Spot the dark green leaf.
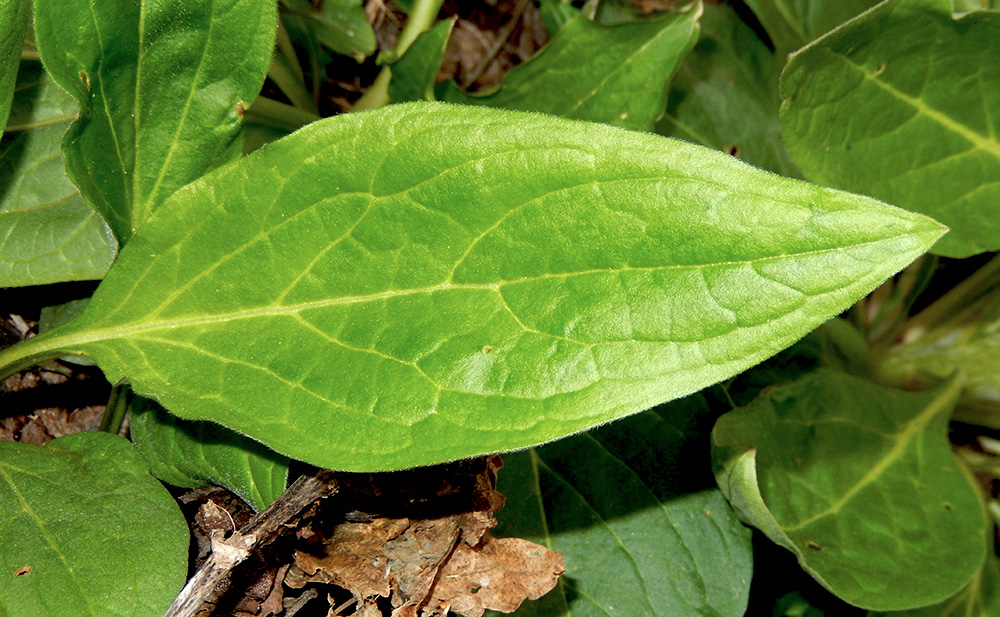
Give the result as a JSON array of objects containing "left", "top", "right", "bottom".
[
  {"left": 496, "top": 394, "right": 752, "bottom": 617},
  {"left": 130, "top": 396, "right": 289, "bottom": 511},
  {"left": 387, "top": 18, "right": 455, "bottom": 103},
  {"left": 536, "top": 0, "right": 580, "bottom": 35},
  {"left": 0, "top": 0, "right": 28, "bottom": 135},
  {"left": 0, "top": 62, "right": 115, "bottom": 287},
  {"left": 743, "top": 0, "right": 882, "bottom": 59},
  {"left": 713, "top": 370, "right": 986, "bottom": 610},
  {"left": 33, "top": 0, "right": 276, "bottom": 242},
  {"left": 0, "top": 432, "right": 188, "bottom": 617},
  {"left": 439, "top": 9, "right": 701, "bottom": 131},
  {"left": 657, "top": 2, "right": 800, "bottom": 177},
  {"left": 280, "top": 0, "right": 376, "bottom": 62},
  {"left": 779, "top": 0, "right": 1000, "bottom": 257},
  {"left": 868, "top": 549, "right": 1000, "bottom": 616},
  {"left": 7, "top": 102, "right": 944, "bottom": 471}
]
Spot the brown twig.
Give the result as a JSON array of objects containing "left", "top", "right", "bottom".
[
  {"left": 460, "top": 0, "right": 531, "bottom": 88},
  {"left": 163, "top": 469, "right": 339, "bottom": 617}
]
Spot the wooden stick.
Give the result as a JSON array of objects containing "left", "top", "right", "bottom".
[{"left": 164, "top": 469, "right": 339, "bottom": 617}]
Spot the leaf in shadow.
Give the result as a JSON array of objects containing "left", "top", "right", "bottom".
[{"left": 713, "top": 369, "right": 987, "bottom": 611}]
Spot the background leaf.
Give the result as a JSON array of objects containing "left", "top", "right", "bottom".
[
  {"left": 130, "top": 396, "right": 289, "bottom": 511},
  {"left": 32, "top": 0, "right": 276, "bottom": 242},
  {"left": 279, "top": 0, "right": 376, "bottom": 63},
  {"left": 742, "top": 0, "right": 882, "bottom": 60},
  {"left": 496, "top": 393, "right": 752, "bottom": 617},
  {"left": 439, "top": 9, "right": 702, "bottom": 131},
  {"left": 12, "top": 102, "right": 944, "bottom": 472},
  {"left": 868, "top": 549, "right": 1000, "bottom": 616},
  {"left": 0, "top": 0, "right": 28, "bottom": 135},
  {"left": 0, "top": 432, "right": 188, "bottom": 617},
  {"left": 387, "top": 18, "right": 456, "bottom": 104},
  {"left": 779, "top": 0, "right": 1000, "bottom": 257},
  {"left": 0, "top": 61, "right": 115, "bottom": 287},
  {"left": 656, "top": 2, "right": 800, "bottom": 177},
  {"left": 713, "top": 370, "right": 986, "bottom": 610}
]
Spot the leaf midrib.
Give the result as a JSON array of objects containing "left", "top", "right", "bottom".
[
  {"left": 42, "top": 234, "right": 922, "bottom": 361},
  {"left": 780, "top": 377, "right": 962, "bottom": 532}
]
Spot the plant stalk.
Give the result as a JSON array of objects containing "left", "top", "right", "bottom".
[
  {"left": 353, "top": 0, "right": 444, "bottom": 111},
  {"left": 902, "top": 253, "right": 1000, "bottom": 344},
  {"left": 98, "top": 380, "right": 132, "bottom": 436}
]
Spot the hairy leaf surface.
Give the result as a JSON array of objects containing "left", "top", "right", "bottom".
[
  {"left": 780, "top": 0, "right": 1000, "bottom": 257},
  {"left": 130, "top": 397, "right": 289, "bottom": 511},
  {"left": 657, "top": 2, "right": 799, "bottom": 177},
  {"left": 11, "top": 103, "right": 944, "bottom": 471},
  {"left": 0, "top": 62, "right": 115, "bottom": 287},
  {"left": 32, "top": 0, "right": 276, "bottom": 242},
  {"left": 439, "top": 10, "right": 701, "bottom": 131},
  {"left": 0, "top": 0, "right": 27, "bottom": 134},
  {"left": 0, "top": 432, "right": 188, "bottom": 617},
  {"left": 713, "top": 370, "right": 986, "bottom": 610},
  {"left": 497, "top": 394, "right": 752, "bottom": 617}
]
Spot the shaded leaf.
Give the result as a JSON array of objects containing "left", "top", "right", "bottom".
[
  {"left": 0, "top": 62, "right": 115, "bottom": 287},
  {"left": 129, "top": 396, "right": 290, "bottom": 511},
  {"left": 0, "top": 0, "right": 28, "bottom": 134},
  {"left": 713, "top": 370, "right": 986, "bottom": 611},
  {"left": 388, "top": 18, "right": 456, "bottom": 103},
  {"left": 495, "top": 394, "right": 753, "bottom": 617},
  {"left": 33, "top": 0, "right": 276, "bottom": 242},
  {"left": 657, "top": 2, "right": 799, "bottom": 176},
  {"left": 6, "top": 102, "right": 944, "bottom": 471},
  {"left": 743, "top": 0, "right": 882, "bottom": 59},
  {"left": 779, "top": 0, "right": 1000, "bottom": 257},
  {"left": 280, "top": 0, "right": 376, "bottom": 62},
  {"left": 439, "top": 9, "right": 701, "bottom": 131},
  {"left": 0, "top": 432, "right": 189, "bottom": 617},
  {"left": 868, "top": 548, "right": 1000, "bottom": 616}
]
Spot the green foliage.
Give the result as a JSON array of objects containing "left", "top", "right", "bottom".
[
  {"left": 6, "top": 102, "right": 943, "bottom": 471},
  {"left": 499, "top": 394, "right": 753, "bottom": 617},
  {"left": 32, "top": 0, "right": 276, "bottom": 242},
  {"left": 714, "top": 370, "right": 985, "bottom": 610},
  {"left": 780, "top": 0, "right": 1000, "bottom": 257},
  {"left": 0, "top": 0, "right": 27, "bottom": 132},
  {"left": 0, "top": 0, "right": 996, "bottom": 615},
  {"left": 0, "top": 62, "right": 115, "bottom": 286},
  {"left": 0, "top": 432, "right": 188, "bottom": 617},
  {"left": 439, "top": 9, "right": 701, "bottom": 131},
  {"left": 130, "top": 398, "right": 289, "bottom": 511}
]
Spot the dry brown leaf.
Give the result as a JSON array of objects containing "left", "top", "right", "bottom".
[{"left": 421, "top": 536, "right": 565, "bottom": 617}]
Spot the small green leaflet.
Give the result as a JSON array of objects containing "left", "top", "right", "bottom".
[{"left": 6, "top": 102, "right": 945, "bottom": 471}]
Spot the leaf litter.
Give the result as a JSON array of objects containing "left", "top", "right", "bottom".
[{"left": 287, "top": 456, "right": 564, "bottom": 617}]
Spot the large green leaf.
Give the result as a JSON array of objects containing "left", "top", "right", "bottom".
[
  {"left": 0, "top": 62, "right": 115, "bottom": 287},
  {"left": 32, "top": 0, "right": 276, "bottom": 243},
  {"left": 713, "top": 370, "right": 986, "bottom": 611},
  {"left": 496, "top": 394, "right": 752, "bottom": 617},
  {"left": 743, "top": 0, "right": 882, "bottom": 59},
  {"left": 779, "top": 0, "right": 1000, "bottom": 258},
  {"left": 656, "top": 2, "right": 799, "bottom": 177},
  {"left": 3, "top": 102, "right": 944, "bottom": 471},
  {"left": 0, "top": 432, "right": 188, "bottom": 617},
  {"left": 0, "top": 0, "right": 28, "bottom": 135},
  {"left": 130, "top": 397, "right": 289, "bottom": 511},
  {"left": 439, "top": 9, "right": 701, "bottom": 131}
]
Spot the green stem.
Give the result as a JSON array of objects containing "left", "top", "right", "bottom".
[
  {"left": 902, "top": 253, "right": 1000, "bottom": 344},
  {"left": 244, "top": 96, "right": 320, "bottom": 132},
  {"left": 0, "top": 332, "right": 79, "bottom": 381},
  {"left": 268, "top": 52, "right": 318, "bottom": 115},
  {"left": 99, "top": 380, "right": 132, "bottom": 436},
  {"left": 353, "top": 0, "right": 444, "bottom": 111}
]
